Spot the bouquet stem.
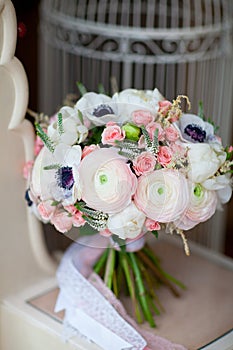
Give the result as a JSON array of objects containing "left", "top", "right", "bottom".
[{"left": 94, "top": 244, "right": 185, "bottom": 327}]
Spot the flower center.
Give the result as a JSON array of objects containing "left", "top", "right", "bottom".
[
  {"left": 93, "top": 104, "right": 114, "bottom": 118},
  {"left": 194, "top": 184, "right": 203, "bottom": 198},
  {"left": 184, "top": 124, "right": 206, "bottom": 142},
  {"left": 99, "top": 174, "right": 108, "bottom": 184},
  {"left": 56, "top": 166, "right": 74, "bottom": 190},
  {"left": 157, "top": 187, "right": 164, "bottom": 195}
]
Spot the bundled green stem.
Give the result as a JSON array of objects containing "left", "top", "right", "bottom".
[{"left": 93, "top": 244, "right": 185, "bottom": 327}]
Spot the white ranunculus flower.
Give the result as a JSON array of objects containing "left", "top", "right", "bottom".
[
  {"left": 48, "top": 106, "right": 88, "bottom": 145},
  {"left": 31, "top": 143, "right": 82, "bottom": 205},
  {"left": 134, "top": 169, "right": 190, "bottom": 222},
  {"left": 112, "top": 88, "right": 164, "bottom": 123},
  {"left": 187, "top": 143, "right": 226, "bottom": 183},
  {"left": 74, "top": 92, "right": 119, "bottom": 126},
  {"left": 107, "top": 202, "right": 146, "bottom": 239}
]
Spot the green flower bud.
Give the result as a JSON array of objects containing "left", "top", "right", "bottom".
[{"left": 122, "top": 123, "right": 141, "bottom": 141}]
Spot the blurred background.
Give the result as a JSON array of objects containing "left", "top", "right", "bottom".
[{"left": 12, "top": 0, "right": 233, "bottom": 257}]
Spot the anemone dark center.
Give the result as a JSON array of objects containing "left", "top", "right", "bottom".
[
  {"left": 93, "top": 104, "right": 114, "bottom": 118},
  {"left": 56, "top": 166, "right": 74, "bottom": 190},
  {"left": 184, "top": 124, "right": 206, "bottom": 142}
]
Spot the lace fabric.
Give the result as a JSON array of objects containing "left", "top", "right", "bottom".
[{"left": 55, "top": 239, "right": 187, "bottom": 350}]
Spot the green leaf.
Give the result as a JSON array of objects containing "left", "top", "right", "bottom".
[
  {"left": 112, "top": 234, "right": 126, "bottom": 251},
  {"left": 151, "top": 230, "right": 159, "bottom": 238},
  {"left": 35, "top": 122, "right": 55, "bottom": 153},
  {"left": 77, "top": 110, "right": 84, "bottom": 124},
  {"left": 198, "top": 101, "right": 205, "bottom": 120},
  {"left": 76, "top": 81, "right": 87, "bottom": 96},
  {"left": 51, "top": 200, "right": 60, "bottom": 206},
  {"left": 84, "top": 126, "right": 104, "bottom": 145},
  {"left": 43, "top": 164, "right": 61, "bottom": 170},
  {"left": 98, "top": 83, "right": 105, "bottom": 94},
  {"left": 57, "top": 112, "right": 64, "bottom": 135}
]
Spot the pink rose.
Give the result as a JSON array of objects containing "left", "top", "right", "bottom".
[
  {"left": 133, "top": 151, "right": 156, "bottom": 176},
  {"left": 99, "top": 228, "right": 112, "bottom": 237},
  {"left": 34, "top": 135, "right": 44, "bottom": 156},
  {"left": 132, "top": 110, "right": 154, "bottom": 126},
  {"left": 145, "top": 218, "right": 161, "bottom": 231},
  {"left": 37, "top": 200, "right": 56, "bottom": 221},
  {"left": 158, "top": 100, "right": 172, "bottom": 116},
  {"left": 51, "top": 209, "right": 73, "bottom": 233},
  {"left": 64, "top": 205, "right": 77, "bottom": 215},
  {"left": 165, "top": 125, "right": 179, "bottom": 142},
  {"left": 101, "top": 123, "right": 125, "bottom": 145},
  {"left": 157, "top": 146, "right": 172, "bottom": 166},
  {"left": 146, "top": 122, "right": 165, "bottom": 141},
  {"left": 228, "top": 145, "right": 233, "bottom": 152},
  {"left": 72, "top": 211, "right": 86, "bottom": 227},
  {"left": 23, "top": 160, "right": 34, "bottom": 180},
  {"left": 82, "top": 144, "right": 100, "bottom": 159}
]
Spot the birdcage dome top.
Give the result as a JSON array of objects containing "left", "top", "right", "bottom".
[
  {"left": 43, "top": 0, "right": 232, "bottom": 29},
  {"left": 40, "top": 0, "right": 232, "bottom": 64}
]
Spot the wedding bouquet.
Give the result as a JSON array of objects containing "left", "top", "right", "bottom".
[{"left": 24, "top": 86, "right": 233, "bottom": 329}]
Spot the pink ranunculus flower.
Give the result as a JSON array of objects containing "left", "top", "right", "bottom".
[
  {"left": 132, "top": 110, "right": 154, "bottom": 126},
  {"left": 174, "top": 183, "right": 218, "bottom": 230},
  {"left": 145, "top": 218, "right": 161, "bottom": 231},
  {"left": 23, "top": 160, "right": 34, "bottom": 180},
  {"left": 37, "top": 200, "right": 56, "bottom": 221},
  {"left": 133, "top": 151, "right": 156, "bottom": 176},
  {"left": 164, "top": 125, "right": 179, "bottom": 142},
  {"left": 158, "top": 100, "right": 172, "bottom": 116},
  {"left": 78, "top": 148, "right": 137, "bottom": 214},
  {"left": 146, "top": 122, "right": 165, "bottom": 141},
  {"left": 50, "top": 209, "right": 73, "bottom": 233},
  {"left": 82, "top": 144, "right": 100, "bottom": 159},
  {"left": 134, "top": 169, "right": 189, "bottom": 222},
  {"left": 101, "top": 122, "right": 125, "bottom": 145},
  {"left": 157, "top": 146, "right": 173, "bottom": 166}
]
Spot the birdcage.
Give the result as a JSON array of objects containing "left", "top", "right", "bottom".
[{"left": 38, "top": 0, "right": 233, "bottom": 251}]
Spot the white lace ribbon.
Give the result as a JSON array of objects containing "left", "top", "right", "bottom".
[
  {"left": 55, "top": 237, "right": 147, "bottom": 350},
  {"left": 55, "top": 235, "right": 187, "bottom": 350}
]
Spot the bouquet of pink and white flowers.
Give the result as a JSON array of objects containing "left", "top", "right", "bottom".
[{"left": 24, "top": 86, "right": 233, "bottom": 327}]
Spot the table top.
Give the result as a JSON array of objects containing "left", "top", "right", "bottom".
[{"left": 28, "top": 239, "right": 233, "bottom": 350}]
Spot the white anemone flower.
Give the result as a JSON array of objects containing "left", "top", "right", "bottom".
[
  {"left": 175, "top": 113, "right": 220, "bottom": 144},
  {"left": 31, "top": 143, "right": 82, "bottom": 206},
  {"left": 48, "top": 106, "right": 88, "bottom": 145},
  {"left": 74, "top": 92, "right": 118, "bottom": 126}
]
